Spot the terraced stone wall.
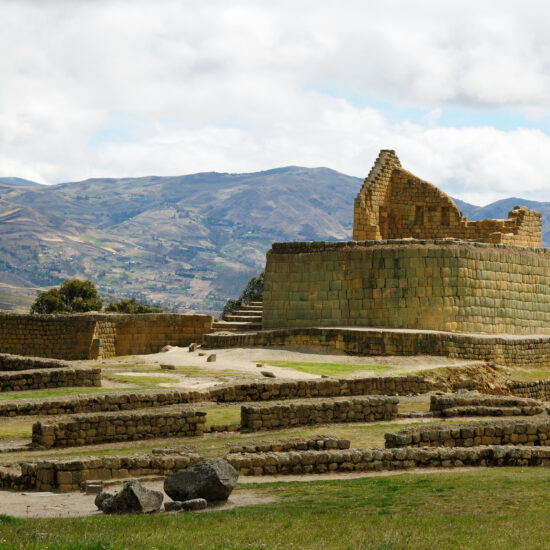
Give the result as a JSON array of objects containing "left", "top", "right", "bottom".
[
  {"left": 508, "top": 380, "right": 550, "bottom": 401},
  {"left": 263, "top": 240, "right": 550, "bottom": 335},
  {"left": 32, "top": 408, "right": 206, "bottom": 448},
  {"left": 0, "top": 353, "right": 70, "bottom": 372},
  {"left": 241, "top": 396, "right": 398, "bottom": 432},
  {"left": 385, "top": 419, "right": 550, "bottom": 448},
  {"left": 0, "top": 313, "right": 213, "bottom": 359},
  {"left": 0, "top": 366, "right": 100, "bottom": 392},
  {"left": 430, "top": 394, "right": 543, "bottom": 417}
]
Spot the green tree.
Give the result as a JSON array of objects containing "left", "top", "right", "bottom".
[
  {"left": 106, "top": 297, "right": 162, "bottom": 313},
  {"left": 30, "top": 279, "right": 103, "bottom": 314},
  {"left": 222, "top": 270, "right": 264, "bottom": 316}
]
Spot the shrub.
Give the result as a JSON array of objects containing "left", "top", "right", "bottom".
[
  {"left": 106, "top": 297, "right": 162, "bottom": 313},
  {"left": 31, "top": 279, "right": 103, "bottom": 314},
  {"left": 222, "top": 271, "right": 264, "bottom": 316}
]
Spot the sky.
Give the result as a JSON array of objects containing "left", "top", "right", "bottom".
[{"left": 3, "top": 0, "right": 550, "bottom": 204}]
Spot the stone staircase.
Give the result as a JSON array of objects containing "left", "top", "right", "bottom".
[{"left": 212, "top": 301, "right": 263, "bottom": 332}]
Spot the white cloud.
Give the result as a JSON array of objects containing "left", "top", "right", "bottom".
[{"left": 2, "top": 0, "right": 550, "bottom": 204}]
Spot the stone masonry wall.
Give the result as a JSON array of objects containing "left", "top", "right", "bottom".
[
  {"left": 0, "top": 376, "right": 429, "bottom": 417},
  {"left": 241, "top": 396, "right": 398, "bottom": 432},
  {"left": 385, "top": 419, "right": 550, "bottom": 448},
  {"left": 0, "top": 453, "right": 203, "bottom": 493},
  {"left": 227, "top": 445, "right": 550, "bottom": 476},
  {"left": 0, "top": 313, "right": 213, "bottom": 360},
  {"left": 430, "top": 394, "right": 543, "bottom": 417},
  {"left": 0, "top": 366, "right": 101, "bottom": 392},
  {"left": 204, "top": 327, "right": 550, "bottom": 367},
  {"left": 0, "top": 353, "right": 70, "bottom": 372},
  {"left": 353, "top": 150, "right": 542, "bottom": 247},
  {"left": 32, "top": 408, "right": 206, "bottom": 448},
  {"left": 263, "top": 240, "right": 550, "bottom": 335},
  {"left": 507, "top": 380, "right": 550, "bottom": 401}
]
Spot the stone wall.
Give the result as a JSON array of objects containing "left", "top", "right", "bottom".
[
  {"left": 204, "top": 326, "right": 550, "bottom": 367},
  {"left": 32, "top": 408, "right": 206, "bottom": 448},
  {"left": 0, "top": 366, "right": 101, "bottom": 392},
  {"left": 0, "top": 353, "right": 70, "bottom": 372},
  {"left": 508, "top": 380, "right": 550, "bottom": 401},
  {"left": 0, "top": 376, "right": 429, "bottom": 417},
  {"left": 227, "top": 445, "right": 550, "bottom": 476},
  {"left": 353, "top": 150, "right": 542, "bottom": 248},
  {"left": 241, "top": 396, "right": 398, "bottom": 432},
  {"left": 384, "top": 419, "right": 550, "bottom": 448},
  {"left": 0, "top": 453, "right": 202, "bottom": 492},
  {"left": 227, "top": 435, "right": 351, "bottom": 454},
  {"left": 430, "top": 394, "right": 544, "bottom": 417},
  {"left": 263, "top": 240, "right": 550, "bottom": 335},
  {"left": 0, "top": 313, "right": 214, "bottom": 360}
]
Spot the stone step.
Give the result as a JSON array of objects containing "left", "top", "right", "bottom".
[
  {"left": 223, "top": 314, "right": 263, "bottom": 322},
  {"left": 240, "top": 305, "right": 263, "bottom": 311},
  {"left": 212, "top": 321, "right": 262, "bottom": 331},
  {"left": 248, "top": 301, "right": 263, "bottom": 306},
  {"left": 230, "top": 310, "right": 262, "bottom": 317}
]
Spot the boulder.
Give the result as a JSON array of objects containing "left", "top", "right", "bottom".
[
  {"left": 164, "top": 459, "right": 238, "bottom": 502},
  {"left": 95, "top": 480, "right": 163, "bottom": 514}
]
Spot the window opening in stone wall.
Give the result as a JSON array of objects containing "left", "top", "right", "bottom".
[
  {"left": 414, "top": 205, "right": 424, "bottom": 225},
  {"left": 441, "top": 206, "right": 450, "bottom": 226}
]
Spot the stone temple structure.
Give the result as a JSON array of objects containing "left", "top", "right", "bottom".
[
  {"left": 205, "top": 149, "right": 550, "bottom": 366},
  {"left": 262, "top": 150, "right": 549, "bottom": 336}
]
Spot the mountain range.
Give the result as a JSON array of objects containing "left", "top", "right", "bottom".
[{"left": 0, "top": 168, "right": 548, "bottom": 315}]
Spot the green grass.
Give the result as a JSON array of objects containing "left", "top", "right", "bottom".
[
  {"left": 2, "top": 468, "right": 550, "bottom": 548},
  {"left": 508, "top": 368, "right": 550, "bottom": 382},
  {"left": 0, "top": 418, "right": 33, "bottom": 438},
  {"left": 263, "top": 361, "right": 392, "bottom": 376},
  {"left": 101, "top": 374, "right": 178, "bottom": 387},
  {"left": 202, "top": 405, "right": 241, "bottom": 427}
]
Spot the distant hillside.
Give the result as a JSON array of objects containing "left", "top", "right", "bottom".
[
  {"left": 0, "top": 167, "right": 547, "bottom": 315},
  {"left": 0, "top": 167, "right": 359, "bottom": 314},
  {"left": 0, "top": 177, "right": 42, "bottom": 187}
]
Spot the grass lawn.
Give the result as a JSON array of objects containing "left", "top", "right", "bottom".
[
  {"left": 0, "top": 387, "right": 138, "bottom": 401},
  {"left": 262, "top": 361, "right": 392, "bottom": 376},
  {"left": 508, "top": 368, "right": 550, "bottom": 382},
  {"left": 101, "top": 373, "right": 177, "bottom": 388},
  {"left": 1, "top": 468, "right": 550, "bottom": 549}
]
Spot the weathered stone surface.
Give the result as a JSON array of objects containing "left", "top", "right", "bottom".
[
  {"left": 165, "top": 498, "right": 208, "bottom": 512},
  {"left": 97, "top": 480, "right": 163, "bottom": 514},
  {"left": 164, "top": 459, "right": 238, "bottom": 502}
]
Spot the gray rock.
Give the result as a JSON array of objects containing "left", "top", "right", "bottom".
[
  {"left": 164, "top": 459, "right": 238, "bottom": 502},
  {"left": 95, "top": 490, "right": 115, "bottom": 510},
  {"left": 97, "top": 480, "right": 163, "bottom": 514},
  {"left": 206, "top": 354, "right": 216, "bottom": 362},
  {"left": 165, "top": 498, "right": 208, "bottom": 512},
  {"left": 261, "top": 371, "right": 275, "bottom": 378},
  {"left": 189, "top": 343, "right": 197, "bottom": 352}
]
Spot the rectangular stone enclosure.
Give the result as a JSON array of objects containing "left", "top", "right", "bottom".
[{"left": 263, "top": 240, "right": 550, "bottom": 335}]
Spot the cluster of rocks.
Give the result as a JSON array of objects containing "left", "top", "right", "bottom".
[
  {"left": 430, "top": 393, "right": 544, "bottom": 417},
  {"left": 241, "top": 396, "right": 398, "bottom": 432},
  {"left": 385, "top": 419, "right": 550, "bottom": 448},
  {"left": 0, "top": 365, "right": 101, "bottom": 392},
  {"left": 95, "top": 459, "right": 238, "bottom": 515},
  {"left": 32, "top": 408, "right": 206, "bottom": 448},
  {"left": 227, "top": 435, "right": 350, "bottom": 454}
]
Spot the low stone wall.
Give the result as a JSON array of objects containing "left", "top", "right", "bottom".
[
  {"left": 0, "top": 366, "right": 101, "bottom": 392},
  {"left": 385, "top": 419, "right": 550, "bottom": 448},
  {"left": 0, "top": 313, "right": 214, "bottom": 360},
  {"left": 227, "top": 435, "right": 351, "bottom": 454},
  {"left": 508, "top": 380, "right": 550, "bottom": 400},
  {"left": 227, "top": 445, "right": 550, "bottom": 476},
  {"left": 0, "top": 376, "right": 430, "bottom": 417},
  {"left": 0, "top": 353, "right": 70, "bottom": 372},
  {"left": 0, "top": 453, "right": 202, "bottom": 492},
  {"left": 204, "top": 327, "right": 550, "bottom": 367},
  {"left": 209, "top": 376, "right": 430, "bottom": 402},
  {"left": 241, "top": 396, "right": 398, "bottom": 432},
  {"left": 32, "top": 408, "right": 206, "bottom": 448},
  {"left": 430, "top": 394, "right": 544, "bottom": 417}
]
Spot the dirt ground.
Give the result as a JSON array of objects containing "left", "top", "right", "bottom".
[
  {"left": 0, "top": 467, "right": 487, "bottom": 519},
  {"left": 0, "top": 480, "right": 275, "bottom": 519}
]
